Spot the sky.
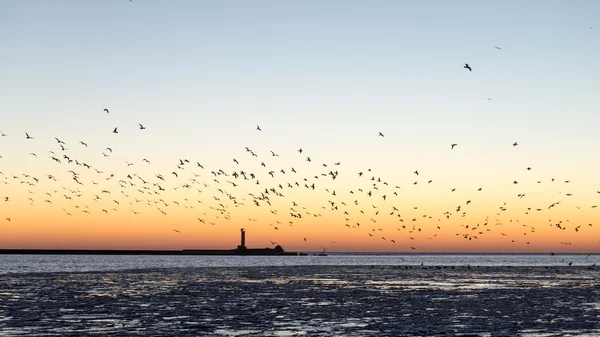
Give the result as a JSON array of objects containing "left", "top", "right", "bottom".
[{"left": 0, "top": 0, "right": 599, "bottom": 253}]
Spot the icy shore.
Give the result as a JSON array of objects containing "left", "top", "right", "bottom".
[{"left": 0, "top": 265, "right": 598, "bottom": 336}]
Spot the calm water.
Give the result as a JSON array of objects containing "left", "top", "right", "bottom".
[{"left": 0, "top": 253, "right": 597, "bottom": 275}]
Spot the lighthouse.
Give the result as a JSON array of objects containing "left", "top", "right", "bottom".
[{"left": 239, "top": 228, "right": 247, "bottom": 250}]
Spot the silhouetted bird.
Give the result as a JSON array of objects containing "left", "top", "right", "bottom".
[{"left": 464, "top": 63, "right": 472, "bottom": 71}]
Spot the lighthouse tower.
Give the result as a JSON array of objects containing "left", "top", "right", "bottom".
[{"left": 238, "top": 228, "right": 247, "bottom": 250}]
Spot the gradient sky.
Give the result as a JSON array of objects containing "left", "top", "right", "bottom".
[{"left": 1, "top": 1, "right": 599, "bottom": 252}]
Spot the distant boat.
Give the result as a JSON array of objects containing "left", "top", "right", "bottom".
[{"left": 316, "top": 248, "right": 328, "bottom": 256}]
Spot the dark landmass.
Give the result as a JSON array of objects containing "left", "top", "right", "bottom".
[
  {"left": 0, "top": 229, "right": 301, "bottom": 256},
  {"left": 0, "top": 265, "right": 598, "bottom": 336},
  {"left": 0, "top": 245, "right": 299, "bottom": 256}
]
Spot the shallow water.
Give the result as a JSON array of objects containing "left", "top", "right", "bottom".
[
  {"left": 0, "top": 266, "right": 598, "bottom": 336},
  {"left": 0, "top": 253, "right": 598, "bottom": 275}
]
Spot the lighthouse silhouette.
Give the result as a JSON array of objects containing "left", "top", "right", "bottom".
[{"left": 238, "top": 228, "right": 247, "bottom": 250}]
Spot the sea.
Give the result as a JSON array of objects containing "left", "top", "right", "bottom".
[
  {"left": 0, "top": 253, "right": 598, "bottom": 274},
  {"left": 1, "top": 253, "right": 599, "bottom": 336}
]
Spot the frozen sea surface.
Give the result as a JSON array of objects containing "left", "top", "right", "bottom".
[{"left": 0, "top": 265, "right": 598, "bottom": 336}]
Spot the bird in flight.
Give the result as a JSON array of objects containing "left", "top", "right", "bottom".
[
  {"left": 451, "top": 144, "right": 458, "bottom": 150},
  {"left": 0, "top": 130, "right": 6, "bottom": 136},
  {"left": 104, "top": 108, "right": 109, "bottom": 113},
  {"left": 378, "top": 132, "right": 384, "bottom": 137},
  {"left": 512, "top": 142, "right": 518, "bottom": 147},
  {"left": 139, "top": 124, "right": 146, "bottom": 130},
  {"left": 25, "top": 132, "right": 33, "bottom": 139},
  {"left": 464, "top": 63, "right": 472, "bottom": 71},
  {"left": 494, "top": 46, "right": 502, "bottom": 50},
  {"left": 113, "top": 127, "right": 118, "bottom": 134},
  {"left": 256, "top": 125, "right": 262, "bottom": 131}
]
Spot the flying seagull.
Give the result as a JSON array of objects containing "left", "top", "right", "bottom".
[
  {"left": 464, "top": 63, "right": 472, "bottom": 72},
  {"left": 104, "top": 108, "right": 109, "bottom": 114},
  {"left": 378, "top": 132, "right": 384, "bottom": 137},
  {"left": 25, "top": 132, "right": 33, "bottom": 139},
  {"left": 113, "top": 127, "right": 118, "bottom": 134},
  {"left": 139, "top": 124, "right": 146, "bottom": 130},
  {"left": 451, "top": 144, "right": 458, "bottom": 150}
]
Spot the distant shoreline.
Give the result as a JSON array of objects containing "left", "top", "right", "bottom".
[
  {"left": 0, "top": 250, "right": 595, "bottom": 255},
  {"left": 0, "top": 248, "right": 300, "bottom": 256}
]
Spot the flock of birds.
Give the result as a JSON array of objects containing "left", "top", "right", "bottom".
[{"left": 1, "top": 59, "right": 598, "bottom": 254}]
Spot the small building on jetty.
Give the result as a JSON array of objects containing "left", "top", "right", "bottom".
[{"left": 183, "top": 228, "right": 296, "bottom": 255}]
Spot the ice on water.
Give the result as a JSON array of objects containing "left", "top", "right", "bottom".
[{"left": 0, "top": 262, "right": 598, "bottom": 336}]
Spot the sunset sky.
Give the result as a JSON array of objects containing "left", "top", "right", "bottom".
[{"left": 1, "top": 1, "right": 599, "bottom": 253}]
